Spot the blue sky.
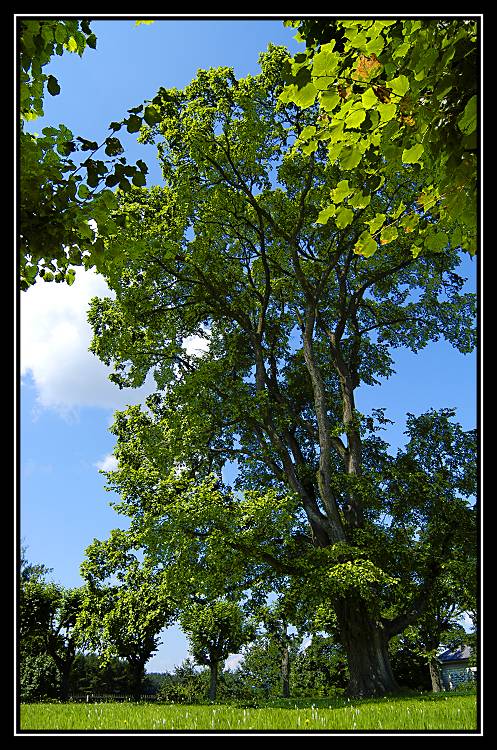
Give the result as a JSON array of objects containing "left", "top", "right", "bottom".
[{"left": 19, "top": 16, "right": 478, "bottom": 673}]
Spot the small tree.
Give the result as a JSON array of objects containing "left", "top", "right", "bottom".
[
  {"left": 292, "top": 634, "right": 349, "bottom": 697},
  {"left": 180, "top": 600, "right": 254, "bottom": 701},
  {"left": 79, "top": 537, "right": 176, "bottom": 697},
  {"left": 19, "top": 580, "right": 86, "bottom": 700}
]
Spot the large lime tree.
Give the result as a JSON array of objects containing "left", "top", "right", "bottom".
[{"left": 86, "top": 44, "right": 476, "bottom": 696}]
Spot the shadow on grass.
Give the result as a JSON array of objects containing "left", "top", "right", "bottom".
[{"left": 213, "top": 687, "right": 477, "bottom": 711}]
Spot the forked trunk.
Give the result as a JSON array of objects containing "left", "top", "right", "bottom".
[{"left": 335, "top": 596, "right": 399, "bottom": 698}]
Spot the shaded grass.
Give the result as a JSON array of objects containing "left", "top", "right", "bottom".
[{"left": 20, "top": 691, "right": 478, "bottom": 732}]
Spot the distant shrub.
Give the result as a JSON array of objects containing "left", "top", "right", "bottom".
[{"left": 20, "top": 653, "right": 60, "bottom": 702}]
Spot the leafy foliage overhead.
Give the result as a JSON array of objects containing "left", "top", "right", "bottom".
[
  {"left": 280, "top": 18, "right": 478, "bottom": 257},
  {"left": 19, "top": 19, "right": 156, "bottom": 290}
]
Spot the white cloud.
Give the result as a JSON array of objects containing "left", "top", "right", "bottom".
[
  {"left": 182, "top": 328, "right": 211, "bottom": 358},
  {"left": 21, "top": 268, "right": 154, "bottom": 418},
  {"left": 225, "top": 652, "right": 244, "bottom": 670},
  {"left": 94, "top": 453, "right": 118, "bottom": 472}
]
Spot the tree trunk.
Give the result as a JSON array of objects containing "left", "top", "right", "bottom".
[
  {"left": 335, "top": 596, "right": 399, "bottom": 698},
  {"left": 209, "top": 661, "right": 218, "bottom": 701},
  {"left": 59, "top": 665, "right": 72, "bottom": 701},
  {"left": 428, "top": 656, "right": 444, "bottom": 692},
  {"left": 281, "top": 645, "right": 290, "bottom": 698},
  {"left": 127, "top": 659, "right": 145, "bottom": 698}
]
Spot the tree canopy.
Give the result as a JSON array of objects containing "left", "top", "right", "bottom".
[{"left": 83, "top": 42, "right": 477, "bottom": 696}]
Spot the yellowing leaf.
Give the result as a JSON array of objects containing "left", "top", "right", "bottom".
[
  {"left": 66, "top": 36, "right": 78, "bottom": 52},
  {"left": 354, "top": 53, "right": 382, "bottom": 80},
  {"left": 380, "top": 224, "right": 398, "bottom": 245}
]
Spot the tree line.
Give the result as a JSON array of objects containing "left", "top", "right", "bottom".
[
  {"left": 20, "top": 541, "right": 475, "bottom": 702},
  {"left": 18, "top": 17, "right": 479, "bottom": 700}
]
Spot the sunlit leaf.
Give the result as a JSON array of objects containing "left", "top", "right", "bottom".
[
  {"left": 402, "top": 143, "right": 424, "bottom": 163},
  {"left": 354, "top": 230, "right": 378, "bottom": 257}
]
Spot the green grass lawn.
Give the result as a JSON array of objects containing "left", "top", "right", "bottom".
[{"left": 19, "top": 691, "right": 478, "bottom": 732}]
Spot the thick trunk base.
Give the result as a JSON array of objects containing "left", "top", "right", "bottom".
[
  {"left": 335, "top": 597, "right": 399, "bottom": 698},
  {"left": 429, "top": 658, "right": 444, "bottom": 692}
]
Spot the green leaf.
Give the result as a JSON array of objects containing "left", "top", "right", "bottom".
[
  {"left": 361, "top": 87, "right": 378, "bottom": 109},
  {"left": 299, "top": 125, "right": 317, "bottom": 141},
  {"left": 345, "top": 108, "right": 366, "bottom": 129},
  {"left": 293, "top": 82, "right": 318, "bottom": 109},
  {"left": 457, "top": 95, "right": 477, "bottom": 135},
  {"left": 77, "top": 183, "right": 90, "bottom": 199},
  {"left": 320, "top": 90, "right": 340, "bottom": 112},
  {"left": 99, "top": 190, "right": 118, "bottom": 210},
  {"left": 54, "top": 25, "right": 67, "bottom": 44},
  {"left": 119, "top": 178, "right": 132, "bottom": 192},
  {"left": 387, "top": 75, "right": 410, "bottom": 97},
  {"left": 331, "top": 180, "right": 353, "bottom": 204},
  {"left": 339, "top": 146, "right": 361, "bottom": 170},
  {"left": 312, "top": 44, "right": 339, "bottom": 77},
  {"left": 390, "top": 201, "right": 405, "bottom": 220},
  {"left": 104, "top": 137, "right": 124, "bottom": 156},
  {"left": 46, "top": 75, "right": 60, "bottom": 96},
  {"left": 126, "top": 115, "right": 143, "bottom": 133},
  {"left": 335, "top": 206, "right": 354, "bottom": 229},
  {"left": 367, "top": 213, "right": 386, "bottom": 234},
  {"left": 132, "top": 171, "right": 147, "bottom": 187},
  {"left": 143, "top": 105, "right": 162, "bottom": 126},
  {"left": 65, "top": 269, "right": 76, "bottom": 286},
  {"left": 402, "top": 143, "right": 424, "bottom": 164},
  {"left": 354, "top": 230, "right": 378, "bottom": 257},
  {"left": 378, "top": 102, "right": 397, "bottom": 124},
  {"left": 349, "top": 190, "right": 371, "bottom": 209},
  {"left": 424, "top": 231, "right": 448, "bottom": 252},
  {"left": 315, "top": 204, "right": 336, "bottom": 225}
]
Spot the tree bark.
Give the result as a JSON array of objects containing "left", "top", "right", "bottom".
[
  {"left": 335, "top": 596, "right": 399, "bottom": 697},
  {"left": 428, "top": 657, "right": 444, "bottom": 692},
  {"left": 209, "top": 661, "right": 218, "bottom": 701},
  {"left": 59, "top": 665, "right": 72, "bottom": 701},
  {"left": 127, "top": 657, "right": 146, "bottom": 698},
  {"left": 281, "top": 645, "right": 290, "bottom": 698}
]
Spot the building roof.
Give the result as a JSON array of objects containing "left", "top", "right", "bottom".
[{"left": 438, "top": 645, "right": 472, "bottom": 663}]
